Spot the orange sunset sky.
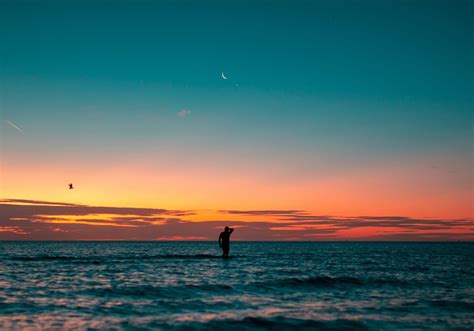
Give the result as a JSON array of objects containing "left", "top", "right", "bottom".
[{"left": 1, "top": 0, "right": 472, "bottom": 240}]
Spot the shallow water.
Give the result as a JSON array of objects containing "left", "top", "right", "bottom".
[{"left": 0, "top": 242, "right": 473, "bottom": 330}]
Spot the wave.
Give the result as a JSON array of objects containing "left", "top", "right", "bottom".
[
  {"left": 8, "top": 254, "right": 232, "bottom": 262},
  {"left": 186, "top": 284, "right": 233, "bottom": 292},
  {"left": 86, "top": 285, "right": 171, "bottom": 298},
  {"left": 254, "top": 276, "right": 364, "bottom": 289},
  {"left": 250, "top": 275, "right": 412, "bottom": 290},
  {"left": 82, "top": 283, "right": 234, "bottom": 298},
  {"left": 284, "top": 276, "right": 363, "bottom": 286},
  {"left": 178, "top": 317, "right": 368, "bottom": 330},
  {"left": 12, "top": 256, "right": 73, "bottom": 261},
  {"left": 429, "top": 299, "right": 474, "bottom": 311},
  {"left": 142, "top": 254, "right": 224, "bottom": 260}
]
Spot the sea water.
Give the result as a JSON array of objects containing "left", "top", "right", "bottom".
[{"left": 0, "top": 242, "right": 473, "bottom": 330}]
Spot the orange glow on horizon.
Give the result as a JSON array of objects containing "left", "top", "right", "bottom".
[
  {"left": 2, "top": 152, "right": 472, "bottom": 221},
  {"left": 0, "top": 198, "right": 472, "bottom": 241}
]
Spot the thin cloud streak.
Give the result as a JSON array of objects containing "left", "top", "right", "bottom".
[
  {"left": 5, "top": 120, "right": 24, "bottom": 133},
  {"left": 0, "top": 199, "right": 82, "bottom": 207}
]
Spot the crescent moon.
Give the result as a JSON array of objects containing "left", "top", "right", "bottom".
[{"left": 221, "top": 72, "right": 228, "bottom": 80}]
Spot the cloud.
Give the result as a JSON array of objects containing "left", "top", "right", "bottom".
[
  {"left": 220, "top": 210, "right": 304, "bottom": 216},
  {"left": 5, "top": 120, "right": 24, "bottom": 133},
  {"left": 155, "top": 236, "right": 208, "bottom": 241},
  {"left": 270, "top": 225, "right": 343, "bottom": 232},
  {"left": 276, "top": 214, "right": 473, "bottom": 229},
  {"left": 0, "top": 199, "right": 197, "bottom": 240},
  {"left": 0, "top": 199, "right": 186, "bottom": 217},
  {"left": 0, "top": 199, "right": 472, "bottom": 241},
  {"left": 358, "top": 232, "right": 474, "bottom": 241},
  {"left": 0, "top": 226, "right": 29, "bottom": 235},
  {"left": 177, "top": 109, "right": 191, "bottom": 118},
  {"left": 0, "top": 199, "right": 83, "bottom": 207},
  {"left": 213, "top": 225, "right": 248, "bottom": 229}
]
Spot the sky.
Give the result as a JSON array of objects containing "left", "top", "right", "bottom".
[{"left": 0, "top": 0, "right": 473, "bottom": 240}]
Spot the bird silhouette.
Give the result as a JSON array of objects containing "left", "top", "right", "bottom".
[{"left": 69, "top": 183, "right": 74, "bottom": 190}]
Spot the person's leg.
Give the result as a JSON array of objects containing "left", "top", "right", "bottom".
[{"left": 223, "top": 244, "right": 229, "bottom": 258}]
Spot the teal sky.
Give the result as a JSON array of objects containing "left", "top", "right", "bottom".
[{"left": 1, "top": 0, "right": 472, "bottom": 216}]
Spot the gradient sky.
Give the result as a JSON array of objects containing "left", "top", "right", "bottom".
[{"left": 0, "top": 0, "right": 473, "bottom": 240}]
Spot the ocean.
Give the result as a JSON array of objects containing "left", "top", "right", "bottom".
[{"left": 0, "top": 242, "right": 473, "bottom": 330}]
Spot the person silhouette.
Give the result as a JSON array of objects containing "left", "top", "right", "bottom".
[{"left": 218, "top": 226, "right": 234, "bottom": 258}]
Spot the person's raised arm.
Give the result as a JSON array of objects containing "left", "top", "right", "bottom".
[{"left": 229, "top": 228, "right": 234, "bottom": 234}]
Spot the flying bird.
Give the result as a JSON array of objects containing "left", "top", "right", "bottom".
[
  {"left": 68, "top": 183, "right": 74, "bottom": 190},
  {"left": 221, "top": 72, "right": 228, "bottom": 80}
]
